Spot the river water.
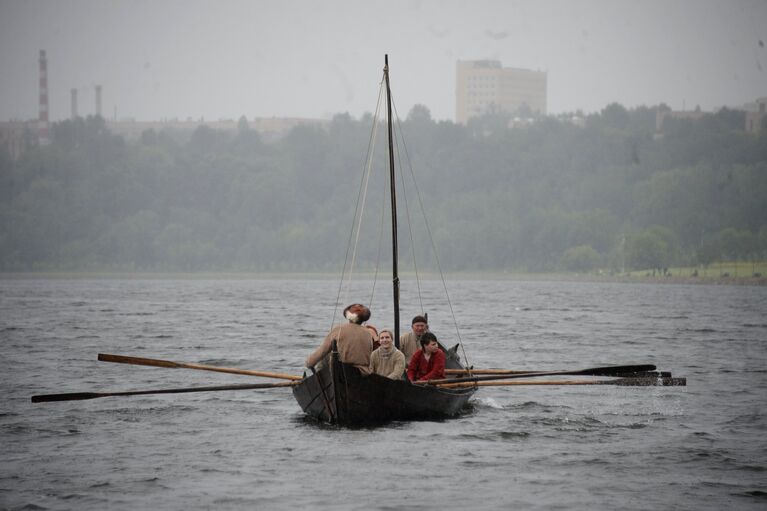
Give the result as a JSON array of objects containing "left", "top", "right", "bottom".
[{"left": 1, "top": 277, "right": 765, "bottom": 510}]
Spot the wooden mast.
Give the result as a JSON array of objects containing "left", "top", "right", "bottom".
[{"left": 384, "top": 55, "right": 401, "bottom": 347}]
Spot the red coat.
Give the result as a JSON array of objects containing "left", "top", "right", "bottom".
[{"left": 406, "top": 348, "right": 446, "bottom": 382}]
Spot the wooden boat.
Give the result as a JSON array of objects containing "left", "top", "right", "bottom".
[
  {"left": 291, "top": 55, "right": 477, "bottom": 425},
  {"left": 292, "top": 348, "right": 476, "bottom": 425}
]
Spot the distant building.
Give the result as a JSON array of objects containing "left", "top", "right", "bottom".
[
  {"left": 654, "top": 105, "right": 706, "bottom": 136},
  {"left": 655, "top": 98, "right": 767, "bottom": 136},
  {"left": 456, "top": 60, "right": 547, "bottom": 124},
  {"left": 0, "top": 120, "right": 38, "bottom": 160},
  {"left": 745, "top": 97, "right": 767, "bottom": 133}
]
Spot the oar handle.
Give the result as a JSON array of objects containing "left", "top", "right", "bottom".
[{"left": 98, "top": 353, "right": 302, "bottom": 381}]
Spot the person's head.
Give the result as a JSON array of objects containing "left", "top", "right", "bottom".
[
  {"left": 343, "top": 304, "right": 371, "bottom": 325},
  {"left": 419, "top": 332, "right": 439, "bottom": 353},
  {"left": 378, "top": 329, "right": 394, "bottom": 349},
  {"left": 411, "top": 315, "right": 428, "bottom": 336},
  {"left": 364, "top": 324, "right": 379, "bottom": 342}
]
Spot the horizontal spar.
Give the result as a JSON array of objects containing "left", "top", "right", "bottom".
[
  {"left": 98, "top": 353, "right": 302, "bottom": 381},
  {"left": 31, "top": 380, "right": 300, "bottom": 403},
  {"left": 436, "top": 377, "right": 687, "bottom": 389}
]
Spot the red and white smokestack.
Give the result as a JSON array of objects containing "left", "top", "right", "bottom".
[
  {"left": 38, "top": 50, "right": 50, "bottom": 143},
  {"left": 95, "top": 85, "right": 102, "bottom": 118},
  {"left": 71, "top": 88, "right": 78, "bottom": 119}
]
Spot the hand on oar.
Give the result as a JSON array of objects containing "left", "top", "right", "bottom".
[
  {"left": 31, "top": 380, "right": 300, "bottom": 403},
  {"left": 98, "top": 353, "right": 302, "bottom": 381},
  {"left": 424, "top": 364, "right": 658, "bottom": 386}
]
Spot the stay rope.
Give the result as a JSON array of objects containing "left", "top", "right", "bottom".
[
  {"left": 390, "top": 97, "right": 472, "bottom": 370},
  {"left": 330, "top": 77, "right": 385, "bottom": 330},
  {"left": 328, "top": 73, "right": 473, "bottom": 372}
]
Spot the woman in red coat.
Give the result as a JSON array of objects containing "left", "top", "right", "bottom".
[{"left": 406, "top": 332, "right": 445, "bottom": 382}]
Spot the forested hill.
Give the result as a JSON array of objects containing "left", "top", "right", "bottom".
[{"left": 1, "top": 104, "right": 766, "bottom": 273}]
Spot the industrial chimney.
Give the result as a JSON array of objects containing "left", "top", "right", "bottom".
[
  {"left": 38, "top": 50, "right": 50, "bottom": 144},
  {"left": 95, "top": 85, "right": 102, "bottom": 118},
  {"left": 70, "top": 88, "right": 78, "bottom": 119}
]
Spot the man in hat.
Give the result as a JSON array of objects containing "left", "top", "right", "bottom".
[
  {"left": 305, "top": 303, "right": 374, "bottom": 374},
  {"left": 399, "top": 315, "right": 428, "bottom": 365}
]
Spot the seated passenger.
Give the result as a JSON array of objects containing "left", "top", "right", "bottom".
[
  {"left": 305, "top": 304, "right": 374, "bottom": 374},
  {"left": 400, "top": 315, "right": 428, "bottom": 365},
  {"left": 368, "top": 329, "right": 406, "bottom": 379},
  {"left": 406, "top": 332, "right": 446, "bottom": 382},
  {"left": 365, "top": 324, "right": 380, "bottom": 350}
]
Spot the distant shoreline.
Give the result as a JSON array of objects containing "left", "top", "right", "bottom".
[{"left": 1, "top": 271, "right": 765, "bottom": 286}]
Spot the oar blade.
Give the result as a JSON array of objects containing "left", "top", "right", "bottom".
[
  {"left": 576, "top": 364, "right": 657, "bottom": 376},
  {"left": 98, "top": 353, "right": 180, "bottom": 369},
  {"left": 32, "top": 392, "right": 103, "bottom": 403},
  {"left": 98, "top": 353, "right": 302, "bottom": 380},
  {"left": 613, "top": 376, "right": 686, "bottom": 386}
]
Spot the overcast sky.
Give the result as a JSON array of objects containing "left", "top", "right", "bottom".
[{"left": 1, "top": 0, "right": 765, "bottom": 123}]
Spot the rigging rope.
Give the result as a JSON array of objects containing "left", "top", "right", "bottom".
[
  {"left": 330, "top": 76, "right": 385, "bottom": 330},
  {"left": 328, "top": 71, "right": 473, "bottom": 372},
  {"left": 368, "top": 167, "right": 388, "bottom": 309},
  {"left": 391, "top": 109, "right": 424, "bottom": 316},
  {"left": 390, "top": 97, "right": 473, "bottom": 370}
]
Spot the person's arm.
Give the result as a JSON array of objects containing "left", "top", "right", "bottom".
[
  {"left": 406, "top": 351, "right": 420, "bottom": 381},
  {"left": 418, "top": 350, "right": 446, "bottom": 381},
  {"left": 305, "top": 334, "right": 333, "bottom": 368},
  {"left": 400, "top": 333, "right": 412, "bottom": 361},
  {"left": 386, "top": 351, "right": 406, "bottom": 380}
]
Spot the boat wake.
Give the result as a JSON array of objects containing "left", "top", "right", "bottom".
[{"left": 471, "top": 396, "right": 504, "bottom": 409}]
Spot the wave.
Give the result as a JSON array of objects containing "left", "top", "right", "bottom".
[{"left": 456, "top": 430, "right": 531, "bottom": 441}]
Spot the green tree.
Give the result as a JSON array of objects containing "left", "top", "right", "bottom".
[
  {"left": 627, "top": 226, "right": 674, "bottom": 273},
  {"left": 560, "top": 245, "right": 602, "bottom": 272}
]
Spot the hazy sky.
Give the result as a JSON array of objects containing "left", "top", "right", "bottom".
[{"left": 1, "top": 0, "right": 765, "bottom": 123}]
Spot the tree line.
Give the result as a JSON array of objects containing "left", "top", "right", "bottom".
[{"left": 1, "top": 103, "right": 766, "bottom": 273}]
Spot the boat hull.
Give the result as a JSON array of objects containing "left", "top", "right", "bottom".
[{"left": 292, "top": 355, "right": 476, "bottom": 425}]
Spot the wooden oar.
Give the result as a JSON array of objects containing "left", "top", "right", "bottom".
[
  {"left": 446, "top": 368, "right": 671, "bottom": 378},
  {"left": 444, "top": 364, "right": 657, "bottom": 377},
  {"left": 437, "top": 376, "right": 686, "bottom": 388},
  {"left": 31, "top": 380, "right": 300, "bottom": 403},
  {"left": 98, "top": 353, "right": 302, "bottom": 381},
  {"left": 421, "top": 364, "right": 657, "bottom": 386},
  {"left": 445, "top": 369, "right": 537, "bottom": 375}
]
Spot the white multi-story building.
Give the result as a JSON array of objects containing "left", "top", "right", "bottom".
[{"left": 456, "top": 60, "right": 547, "bottom": 124}]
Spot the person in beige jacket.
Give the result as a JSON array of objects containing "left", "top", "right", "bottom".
[
  {"left": 305, "top": 304, "right": 374, "bottom": 374},
  {"left": 369, "top": 329, "right": 406, "bottom": 379},
  {"left": 399, "top": 315, "right": 428, "bottom": 364}
]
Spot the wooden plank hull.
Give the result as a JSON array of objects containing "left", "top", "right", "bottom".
[{"left": 292, "top": 356, "right": 476, "bottom": 425}]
